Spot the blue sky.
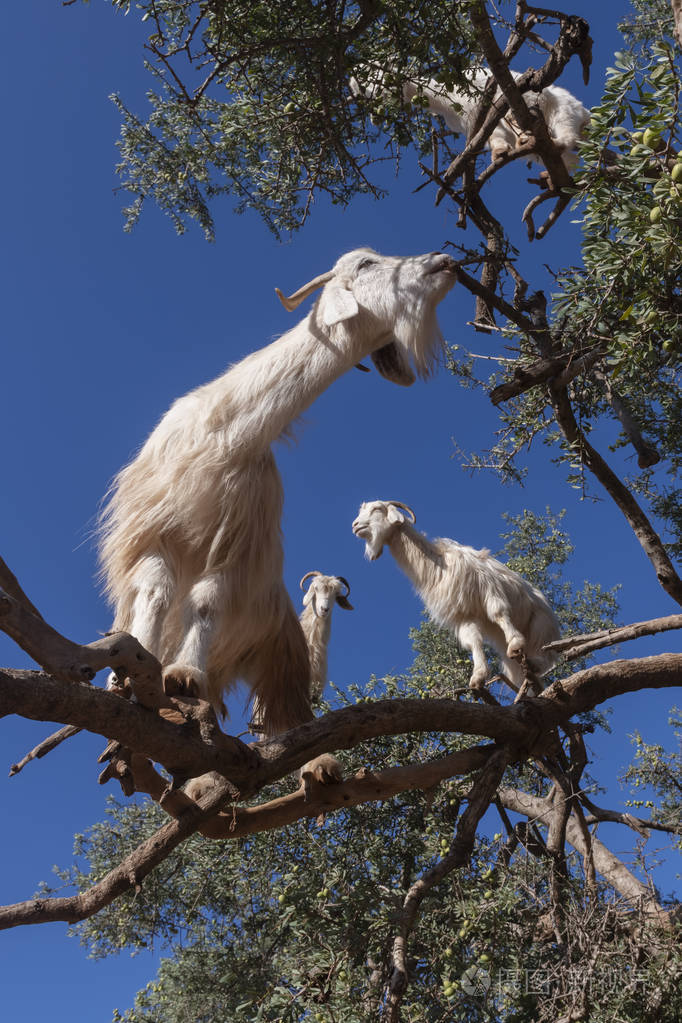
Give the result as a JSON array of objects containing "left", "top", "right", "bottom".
[{"left": 0, "top": 2, "right": 679, "bottom": 1019}]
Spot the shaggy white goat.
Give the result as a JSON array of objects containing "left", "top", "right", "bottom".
[
  {"left": 99, "top": 248, "right": 456, "bottom": 750},
  {"left": 352, "top": 67, "right": 590, "bottom": 172},
  {"left": 298, "top": 571, "right": 353, "bottom": 702},
  {"left": 352, "top": 500, "right": 560, "bottom": 690}
]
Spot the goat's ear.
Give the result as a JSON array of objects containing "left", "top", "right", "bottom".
[
  {"left": 322, "top": 285, "right": 359, "bottom": 327},
  {"left": 336, "top": 595, "right": 354, "bottom": 610},
  {"left": 387, "top": 504, "right": 405, "bottom": 525},
  {"left": 302, "top": 588, "right": 313, "bottom": 607}
]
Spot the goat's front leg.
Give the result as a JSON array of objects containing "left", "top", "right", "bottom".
[
  {"left": 457, "top": 622, "right": 490, "bottom": 689},
  {"left": 163, "top": 572, "right": 225, "bottom": 702}
]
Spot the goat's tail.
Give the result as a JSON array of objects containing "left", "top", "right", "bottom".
[{"left": 247, "top": 600, "right": 313, "bottom": 738}]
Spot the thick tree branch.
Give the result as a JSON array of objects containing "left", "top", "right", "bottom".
[
  {"left": 0, "top": 587, "right": 165, "bottom": 707},
  {"left": 672, "top": 1, "right": 682, "bottom": 48},
  {"left": 125, "top": 745, "right": 497, "bottom": 840},
  {"left": 0, "top": 557, "right": 44, "bottom": 619}
]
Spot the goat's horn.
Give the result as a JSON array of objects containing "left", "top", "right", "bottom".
[
  {"left": 335, "top": 576, "right": 351, "bottom": 597},
  {"left": 300, "top": 570, "right": 322, "bottom": 590},
  {"left": 389, "top": 501, "right": 416, "bottom": 523},
  {"left": 275, "top": 270, "right": 335, "bottom": 312}
]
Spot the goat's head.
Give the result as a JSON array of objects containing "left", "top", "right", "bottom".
[
  {"left": 352, "top": 500, "right": 416, "bottom": 560},
  {"left": 300, "top": 571, "right": 354, "bottom": 617},
  {"left": 276, "top": 248, "right": 456, "bottom": 386}
]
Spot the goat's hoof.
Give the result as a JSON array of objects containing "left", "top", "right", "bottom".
[
  {"left": 300, "top": 754, "right": 343, "bottom": 787},
  {"left": 162, "top": 663, "right": 206, "bottom": 699},
  {"left": 506, "top": 638, "right": 526, "bottom": 661},
  {"left": 468, "top": 670, "right": 489, "bottom": 689}
]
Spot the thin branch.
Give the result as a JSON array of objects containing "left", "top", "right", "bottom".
[
  {"left": 548, "top": 384, "right": 682, "bottom": 605},
  {"left": 498, "top": 786, "right": 671, "bottom": 923},
  {"left": 9, "top": 725, "right": 82, "bottom": 777},
  {"left": 593, "top": 367, "right": 661, "bottom": 468},
  {"left": 385, "top": 749, "right": 510, "bottom": 1021},
  {"left": 545, "top": 613, "right": 682, "bottom": 660}
]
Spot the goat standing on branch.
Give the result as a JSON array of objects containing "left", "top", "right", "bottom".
[
  {"left": 352, "top": 67, "right": 590, "bottom": 173},
  {"left": 352, "top": 500, "right": 560, "bottom": 692},
  {"left": 99, "top": 249, "right": 456, "bottom": 750},
  {"left": 298, "top": 572, "right": 353, "bottom": 703}
]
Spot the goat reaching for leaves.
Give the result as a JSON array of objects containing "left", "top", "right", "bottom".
[
  {"left": 352, "top": 500, "right": 560, "bottom": 692},
  {"left": 99, "top": 248, "right": 455, "bottom": 761}
]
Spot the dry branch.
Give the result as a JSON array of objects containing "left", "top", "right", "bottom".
[
  {"left": 9, "top": 724, "right": 82, "bottom": 777},
  {"left": 498, "top": 786, "right": 671, "bottom": 924},
  {"left": 545, "top": 613, "right": 682, "bottom": 660}
]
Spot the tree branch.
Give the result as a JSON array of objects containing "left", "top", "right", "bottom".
[
  {"left": 385, "top": 748, "right": 510, "bottom": 1021},
  {"left": 498, "top": 786, "right": 671, "bottom": 924},
  {"left": 0, "top": 773, "right": 237, "bottom": 931},
  {"left": 547, "top": 385, "right": 682, "bottom": 605},
  {"left": 545, "top": 613, "right": 682, "bottom": 660}
]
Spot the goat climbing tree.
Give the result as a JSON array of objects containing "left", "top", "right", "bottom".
[{"left": 2, "top": 2, "right": 682, "bottom": 1021}]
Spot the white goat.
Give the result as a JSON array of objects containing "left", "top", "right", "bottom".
[
  {"left": 352, "top": 500, "right": 560, "bottom": 691},
  {"left": 99, "top": 249, "right": 456, "bottom": 754},
  {"left": 298, "top": 571, "right": 353, "bottom": 702},
  {"left": 352, "top": 66, "right": 590, "bottom": 172}
]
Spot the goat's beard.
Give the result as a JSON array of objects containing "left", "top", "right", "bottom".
[
  {"left": 391, "top": 301, "right": 444, "bottom": 379},
  {"left": 364, "top": 539, "right": 384, "bottom": 561}
]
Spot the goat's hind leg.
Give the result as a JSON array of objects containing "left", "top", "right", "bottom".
[{"left": 486, "top": 602, "right": 526, "bottom": 664}]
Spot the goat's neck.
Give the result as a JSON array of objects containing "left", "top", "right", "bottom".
[
  {"left": 387, "top": 523, "right": 444, "bottom": 595},
  {"left": 299, "top": 605, "right": 332, "bottom": 685},
  {"left": 205, "top": 314, "right": 385, "bottom": 451}
]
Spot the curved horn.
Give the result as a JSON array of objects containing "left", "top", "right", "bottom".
[
  {"left": 335, "top": 575, "right": 351, "bottom": 597},
  {"left": 388, "top": 501, "right": 416, "bottom": 523},
  {"left": 300, "top": 570, "right": 322, "bottom": 591},
  {"left": 275, "top": 270, "right": 335, "bottom": 312}
]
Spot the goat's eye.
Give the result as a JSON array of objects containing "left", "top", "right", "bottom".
[{"left": 357, "top": 258, "right": 376, "bottom": 271}]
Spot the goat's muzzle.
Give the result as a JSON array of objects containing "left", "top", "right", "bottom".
[{"left": 424, "top": 253, "right": 456, "bottom": 276}]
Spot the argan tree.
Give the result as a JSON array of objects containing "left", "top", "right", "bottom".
[{"left": 1, "top": 1, "right": 681, "bottom": 1020}]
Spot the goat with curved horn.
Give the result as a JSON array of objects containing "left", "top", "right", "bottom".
[
  {"left": 298, "top": 572, "right": 354, "bottom": 700},
  {"left": 352, "top": 499, "right": 560, "bottom": 693}
]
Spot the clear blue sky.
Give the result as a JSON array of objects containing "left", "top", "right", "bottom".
[{"left": 0, "top": 2, "right": 679, "bottom": 1019}]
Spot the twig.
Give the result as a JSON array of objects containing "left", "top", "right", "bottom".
[{"left": 9, "top": 725, "right": 82, "bottom": 777}]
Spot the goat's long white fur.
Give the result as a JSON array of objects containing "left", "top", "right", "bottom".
[
  {"left": 352, "top": 501, "right": 560, "bottom": 690},
  {"left": 99, "top": 249, "right": 456, "bottom": 741},
  {"left": 352, "top": 67, "right": 590, "bottom": 172}
]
